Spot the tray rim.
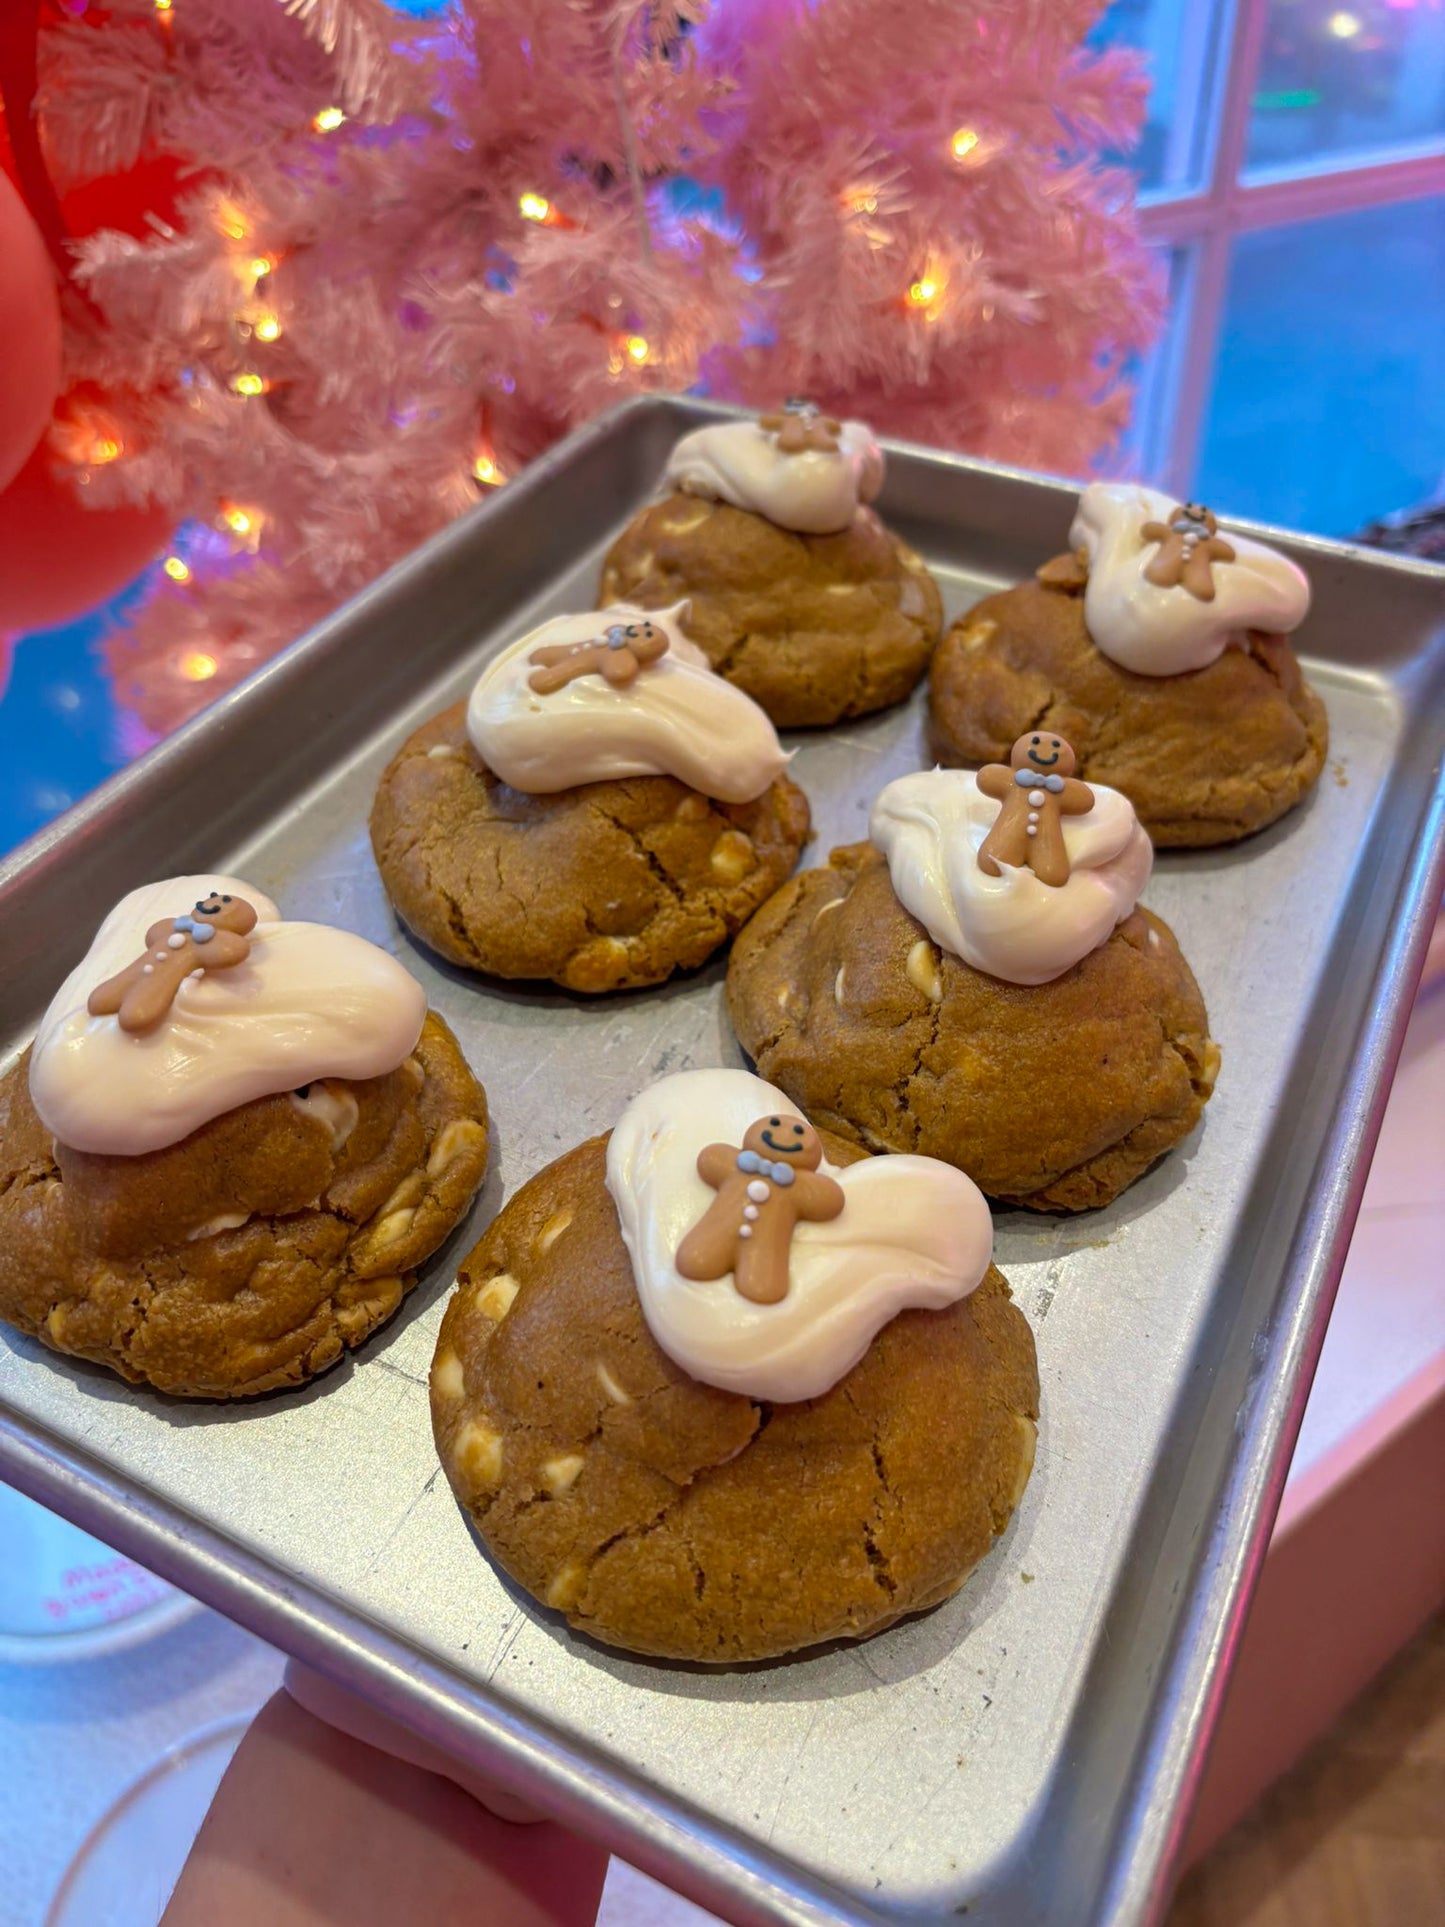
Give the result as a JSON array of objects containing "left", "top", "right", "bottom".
[{"left": 2, "top": 393, "right": 1444, "bottom": 1927}]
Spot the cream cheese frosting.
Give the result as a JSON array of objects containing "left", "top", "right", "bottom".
[
  {"left": 466, "top": 603, "right": 789, "bottom": 804},
  {"left": 1071, "top": 481, "right": 1311, "bottom": 677},
  {"left": 870, "top": 768, "right": 1153, "bottom": 986},
  {"left": 606, "top": 1067, "right": 993, "bottom": 1403},
  {"left": 29, "top": 875, "right": 428, "bottom": 1156},
  {"left": 662, "top": 415, "right": 884, "bottom": 535}
]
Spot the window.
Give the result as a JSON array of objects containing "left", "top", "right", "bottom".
[{"left": 1098, "top": 0, "right": 1445, "bottom": 535}]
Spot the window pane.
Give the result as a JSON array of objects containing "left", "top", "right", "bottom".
[
  {"left": 1247, "top": 1, "right": 1445, "bottom": 174},
  {"left": 1193, "top": 196, "right": 1445, "bottom": 534},
  {"left": 1091, "top": 0, "right": 1233, "bottom": 196}
]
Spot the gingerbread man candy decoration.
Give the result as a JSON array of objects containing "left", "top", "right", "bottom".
[
  {"left": 1140, "top": 502, "right": 1236, "bottom": 602},
  {"left": 527, "top": 617, "right": 669, "bottom": 695},
  {"left": 759, "top": 399, "right": 843, "bottom": 456},
  {"left": 676, "top": 1114, "right": 845, "bottom": 1306},
  {"left": 86, "top": 892, "right": 259, "bottom": 1033},
  {"left": 976, "top": 734, "right": 1096, "bottom": 888}
]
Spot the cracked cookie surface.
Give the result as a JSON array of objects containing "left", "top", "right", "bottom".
[
  {"left": 726, "top": 845, "right": 1218, "bottom": 1212},
  {"left": 369, "top": 701, "right": 810, "bottom": 993},
  {"left": 598, "top": 495, "right": 942, "bottom": 728},
  {"left": 928, "top": 577, "right": 1328, "bottom": 847},
  {"left": 0, "top": 1012, "right": 489, "bottom": 1398},
  {"left": 431, "top": 1133, "right": 1038, "bottom": 1663}
]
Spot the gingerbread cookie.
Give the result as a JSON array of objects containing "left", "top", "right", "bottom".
[
  {"left": 1, "top": 875, "right": 490, "bottom": 1397},
  {"left": 976, "top": 734, "right": 1095, "bottom": 887},
  {"left": 676, "top": 1115, "right": 845, "bottom": 1303},
  {"left": 430, "top": 1069, "right": 1038, "bottom": 1662},
  {"left": 370, "top": 604, "right": 810, "bottom": 993},
  {"left": 597, "top": 411, "right": 942, "bottom": 728},
  {"left": 726, "top": 772, "right": 1218, "bottom": 1211},
  {"left": 929, "top": 481, "right": 1327, "bottom": 848}
]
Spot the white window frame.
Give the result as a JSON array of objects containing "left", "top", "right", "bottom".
[{"left": 1133, "top": 0, "right": 1445, "bottom": 496}]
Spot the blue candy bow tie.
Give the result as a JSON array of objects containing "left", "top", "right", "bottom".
[
  {"left": 1014, "top": 769, "right": 1065, "bottom": 792},
  {"left": 736, "top": 1149, "right": 796, "bottom": 1187}
]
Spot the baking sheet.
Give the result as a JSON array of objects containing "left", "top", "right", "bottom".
[{"left": 2, "top": 398, "right": 1444, "bottom": 1927}]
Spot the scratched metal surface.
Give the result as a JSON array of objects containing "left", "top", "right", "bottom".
[{"left": 2, "top": 400, "right": 1444, "bottom": 1927}]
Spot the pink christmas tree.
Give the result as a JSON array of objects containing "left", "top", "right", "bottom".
[{"left": 28, "top": 0, "right": 1158, "bottom": 734}]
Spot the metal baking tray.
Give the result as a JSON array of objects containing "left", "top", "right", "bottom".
[{"left": 2, "top": 397, "right": 1443, "bottom": 1927}]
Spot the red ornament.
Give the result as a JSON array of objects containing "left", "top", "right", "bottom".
[
  {"left": 0, "top": 172, "right": 62, "bottom": 494},
  {"left": 0, "top": 438, "right": 173, "bottom": 637}
]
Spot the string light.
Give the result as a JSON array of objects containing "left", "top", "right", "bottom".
[
  {"left": 518, "top": 192, "right": 552, "bottom": 222},
  {"left": 154, "top": 0, "right": 173, "bottom": 12},
  {"left": 624, "top": 334, "right": 650, "bottom": 365},
  {"left": 950, "top": 126, "right": 980, "bottom": 161},
  {"left": 472, "top": 453, "right": 503, "bottom": 485},
  {"left": 1327, "top": 12, "right": 1361, "bottom": 37},
  {"left": 250, "top": 256, "right": 274, "bottom": 279},
  {"left": 163, "top": 556, "right": 192, "bottom": 583},
  {"left": 908, "top": 276, "right": 939, "bottom": 307},
  {"left": 180, "top": 651, "right": 219, "bottom": 682},
  {"left": 253, "top": 314, "right": 282, "bottom": 342},
  {"left": 230, "top": 372, "right": 268, "bottom": 395},
  {"left": 219, "top": 503, "right": 262, "bottom": 539},
  {"left": 217, "top": 203, "right": 249, "bottom": 242},
  {"left": 313, "top": 106, "right": 346, "bottom": 132},
  {"left": 844, "top": 188, "right": 879, "bottom": 215}
]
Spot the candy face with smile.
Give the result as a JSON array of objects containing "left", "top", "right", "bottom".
[{"left": 751, "top": 1115, "right": 818, "bottom": 1164}]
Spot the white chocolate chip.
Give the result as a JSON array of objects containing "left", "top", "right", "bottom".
[
  {"left": 427, "top": 1116, "right": 487, "bottom": 1178},
  {"left": 454, "top": 1420, "right": 503, "bottom": 1488},
  {"left": 1008, "top": 1415, "right": 1038, "bottom": 1510},
  {"left": 662, "top": 507, "right": 711, "bottom": 535},
  {"left": 834, "top": 966, "right": 847, "bottom": 1006},
  {"left": 812, "top": 897, "right": 842, "bottom": 927},
  {"left": 674, "top": 792, "right": 710, "bottom": 823},
  {"left": 546, "top": 1560, "right": 586, "bottom": 1610},
  {"left": 432, "top": 1350, "right": 465, "bottom": 1401},
  {"left": 898, "top": 577, "right": 927, "bottom": 619},
  {"left": 474, "top": 1273, "right": 519, "bottom": 1321},
  {"left": 905, "top": 938, "right": 943, "bottom": 1002},
  {"left": 596, "top": 1361, "right": 631, "bottom": 1405},
  {"left": 426, "top": 743, "right": 458, "bottom": 759},
  {"left": 1147, "top": 928, "right": 1161, "bottom": 948},
  {"left": 957, "top": 615, "right": 997, "bottom": 653},
  {"left": 710, "top": 829, "right": 755, "bottom": 883},
  {"left": 541, "top": 1453, "right": 585, "bottom": 1496},
  {"left": 825, "top": 581, "right": 858, "bottom": 596},
  {"left": 537, "top": 1208, "right": 573, "bottom": 1255}
]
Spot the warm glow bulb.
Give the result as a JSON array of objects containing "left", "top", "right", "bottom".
[
  {"left": 91, "top": 436, "right": 122, "bottom": 464},
  {"left": 253, "top": 314, "right": 282, "bottom": 342},
  {"left": 625, "top": 334, "right": 650, "bottom": 365},
  {"left": 1327, "top": 11, "right": 1361, "bottom": 36},
  {"left": 313, "top": 106, "right": 346, "bottom": 132},
  {"left": 231, "top": 372, "right": 267, "bottom": 396},
  {"left": 163, "top": 556, "right": 192, "bottom": 583},
  {"left": 250, "top": 255, "right": 273, "bottom": 278},
  {"left": 518, "top": 192, "right": 551, "bottom": 222},
  {"left": 222, "top": 505, "right": 255, "bottom": 535},
  {"left": 181, "top": 651, "right": 218, "bottom": 683},
  {"left": 154, "top": 0, "right": 173, "bottom": 12},
  {"left": 951, "top": 126, "right": 980, "bottom": 161},
  {"left": 472, "top": 453, "right": 501, "bottom": 484},
  {"left": 908, "top": 277, "right": 939, "bottom": 307}
]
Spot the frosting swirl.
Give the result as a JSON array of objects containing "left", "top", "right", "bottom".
[
  {"left": 466, "top": 603, "right": 789, "bottom": 804},
  {"left": 662, "top": 417, "right": 884, "bottom": 535},
  {"left": 1071, "top": 482, "right": 1311, "bottom": 677},
  {"left": 606, "top": 1068, "right": 993, "bottom": 1403},
  {"left": 29, "top": 876, "right": 428, "bottom": 1155},
  {"left": 870, "top": 769, "right": 1153, "bottom": 986}
]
